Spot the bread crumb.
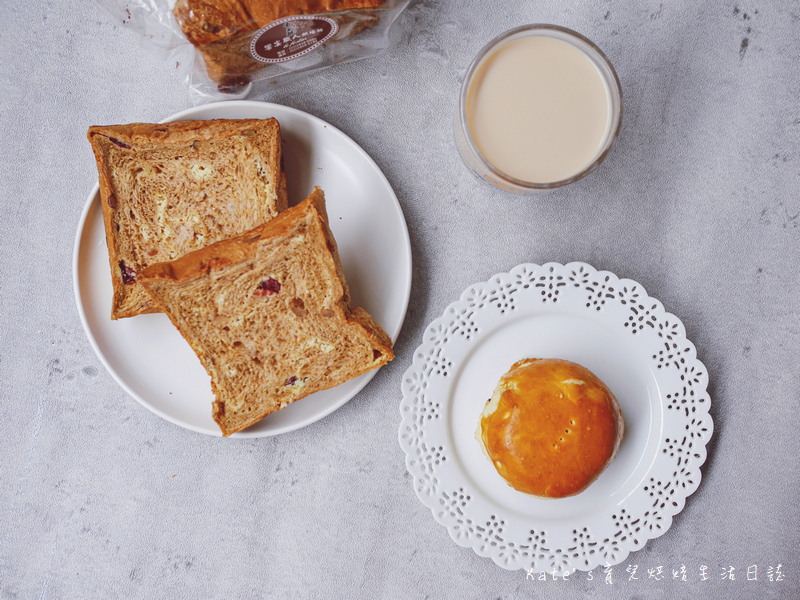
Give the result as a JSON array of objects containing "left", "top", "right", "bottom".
[{"left": 191, "top": 164, "right": 215, "bottom": 179}]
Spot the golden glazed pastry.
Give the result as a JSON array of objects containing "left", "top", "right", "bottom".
[{"left": 478, "top": 358, "right": 624, "bottom": 498}]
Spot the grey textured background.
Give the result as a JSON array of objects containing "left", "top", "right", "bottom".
[{"left": 1, "top": 0, "right": 798, "bottom": 598}]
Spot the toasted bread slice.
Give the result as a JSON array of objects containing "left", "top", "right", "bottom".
[
  {"left": 139, "top": 188, "right": 393, "bottom": 436},
  {"left": 88, "top": 118, "right": 287, "bottom": 319}
]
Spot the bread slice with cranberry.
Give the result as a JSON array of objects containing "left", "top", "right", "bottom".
[
  {"left": 138, "top": 188, "right": 393, "bottom": 436},
  {"left": 87, "top": 118, "right": 287, "bottom": 319}
]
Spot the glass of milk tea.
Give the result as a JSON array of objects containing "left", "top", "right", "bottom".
[{"left": 455, "top": 25, "right": 622, "bottom": 192}]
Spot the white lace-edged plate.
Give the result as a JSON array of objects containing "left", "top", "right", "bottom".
[{"left": 399, "top": 262, "right": 712, "bottom": 574}]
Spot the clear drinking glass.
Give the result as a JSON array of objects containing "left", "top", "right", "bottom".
[{"left": 455, "top": 24, "right": 623, "bottom": 193}]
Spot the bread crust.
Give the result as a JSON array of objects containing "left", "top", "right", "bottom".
[
  {"left": 87, "top": 118, "right": 287, "bottom": 319},
  {"left": 140, "top": 188, "right": 393, "bottom": 436}
]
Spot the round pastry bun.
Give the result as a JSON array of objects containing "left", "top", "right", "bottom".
[{"left": 477, "top": 358, "right": 624, "bottom": 498}]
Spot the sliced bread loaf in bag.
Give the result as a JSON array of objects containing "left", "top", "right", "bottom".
[
  {"left": 88, "top": 118, "right": 287, "bottom": 319},
  {"left": 139, "top": 188, "right": 393, "bottom": 436},
  {"left": 172, "top": 0, "right": 385, "bottom": 88}
]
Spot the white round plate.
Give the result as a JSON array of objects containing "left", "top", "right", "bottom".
[
  {"left": 399, "top": 262, "right": 712, "bottom": 573},
  {"left": 74, "top": 100, "right": 411, "bottom": 437}
]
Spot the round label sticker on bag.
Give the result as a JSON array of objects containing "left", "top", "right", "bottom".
[{"left": 250, "top": 16, "right": 339, "bottom": 63}]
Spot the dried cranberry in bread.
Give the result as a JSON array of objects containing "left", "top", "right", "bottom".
[
  {"left": 139, "top": 188, "right": 393, "bottom": 436},
  {"left": 87, "top": 118, "right": 287, "bottom": 319}
]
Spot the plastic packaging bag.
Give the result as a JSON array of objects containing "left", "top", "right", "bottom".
[{"left": 96, "top": 0, "right": 410, "bottom": 103}]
